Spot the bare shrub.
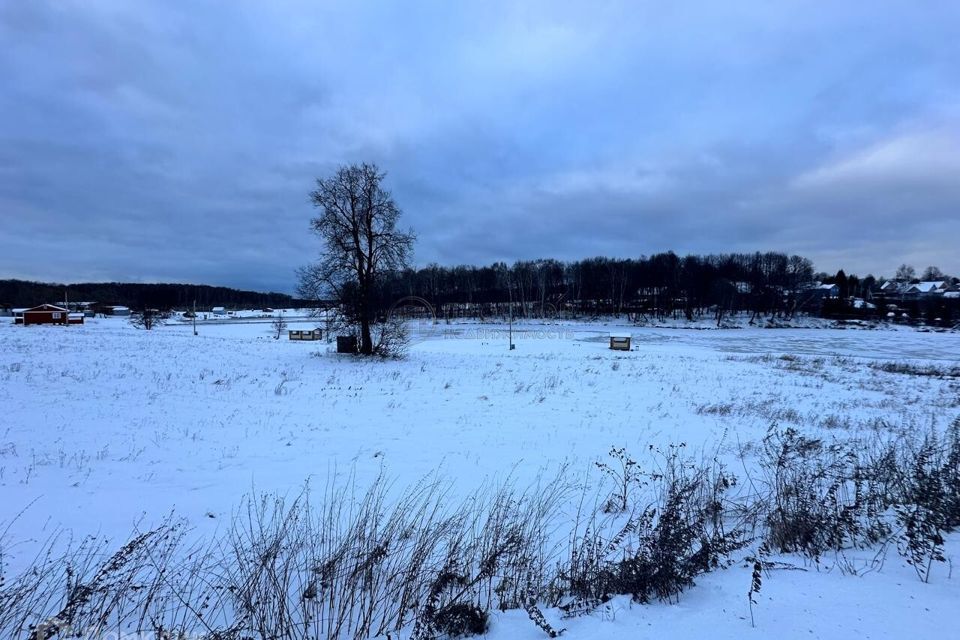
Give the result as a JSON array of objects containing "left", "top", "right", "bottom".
[
  {"left": 594, "top": 446, "right": 642, "bottom": 513},
  {"left": 757, "top": 426, "right": 892, "bottom": 559},
  {"left": 372, "top": 316, "right": 410, "bottom": 357},
  {"left": 272, "top": 314, "right": 288, "bottom": 339},
  {"left": 869, "top": 361, "right": 960, "bottom": 378},
  {"left": 559, "top": 447, "right": 749, "bottom": 615},
  {"left": 895, "top": 431, "right": 954, "bottom": 583},
  {"left": 432, "top": 602, "right": 488, "bottom": 638},
  {"left": 129, "top": 308, "right": 172, "bottom": 330}
]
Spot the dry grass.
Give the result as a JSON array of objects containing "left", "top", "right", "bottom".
[{"left": 3, "top": 420, "right": 957, "bottom": 639}]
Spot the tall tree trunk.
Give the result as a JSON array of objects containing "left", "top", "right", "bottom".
[{"left": 360, "top": 316, "right": 373, "bottom": 354}]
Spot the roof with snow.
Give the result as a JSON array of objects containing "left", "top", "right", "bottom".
[
  {"left": 27, "top": 304, "right": 68, "bottom": 312},
  {"left": 907, "top": 282, "right": 944, "bottom": 293}
]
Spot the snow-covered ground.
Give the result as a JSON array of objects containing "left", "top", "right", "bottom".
[{"left": 1, "top": 316, "right": 958, "bottom": 638}]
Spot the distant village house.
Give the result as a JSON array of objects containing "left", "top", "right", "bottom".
[{"left": 13, "top": 304, "right": 84, "bottom": 325}]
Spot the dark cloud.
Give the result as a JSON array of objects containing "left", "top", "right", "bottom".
[{"left": 1, "top": 0, "right": 958, "bottom": 293}]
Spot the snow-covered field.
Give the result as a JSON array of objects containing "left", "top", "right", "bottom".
[{"left": 1, "top": 316, "right": 959, "bottom": 639}]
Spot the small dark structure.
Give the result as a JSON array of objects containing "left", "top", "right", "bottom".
[
  {"left": 289, "top": 329, "right": 322, "bottom": 341},
  {"left": 21, "top": 304, "right": 69, "bottom": 326},
  {"left": 609, "top": 332, "right": 631, "bottom": 351},
  {"left": 337, "top": 335, "right": 358, "bottom": 353}
]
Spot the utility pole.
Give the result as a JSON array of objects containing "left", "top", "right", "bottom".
[
  {"left": 508, "top": 280, "right": 515, "bottom": 350},
  {"left": 192, "top": 299, "right": 197, "bottom": 336}
]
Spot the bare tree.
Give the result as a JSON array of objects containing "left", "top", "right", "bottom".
[
  {"left": 271, "top": 312, "right": 287, "bottom": 339},
  {"left": 896, "top": 263, "right": 917, "bottom": 282},
  {"left": 129, "top": 308, "right": 170, "bottom": 330},
  {"left": 297, "top": 163, "right": 415, "bottom": 356}
]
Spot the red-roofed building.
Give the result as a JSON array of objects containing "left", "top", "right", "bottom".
[{"left": 19, "top": 304, "right": 71, "bottom": 326}]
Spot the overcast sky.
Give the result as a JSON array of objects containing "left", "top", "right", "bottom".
[{"left": 1, "top": 1, "right": 958, "bottom": 293}]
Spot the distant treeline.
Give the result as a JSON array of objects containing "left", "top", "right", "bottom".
[
  {"left": 0, "top": 280, "right": 300, "bottom": 311},
  {"left": 370, "top": 252, "right": 823, "bottom": 321},
  {"left": 7, "top": 251, "right": 955, "bottom": 325}
]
